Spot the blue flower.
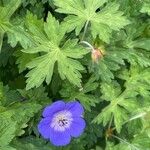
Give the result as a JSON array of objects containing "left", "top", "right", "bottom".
[{"left": 38, "top": 100, "right": 86, "bottom": 146}]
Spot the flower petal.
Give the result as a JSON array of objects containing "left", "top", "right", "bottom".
[
  {"left": 69, "top": 118, "right": 86, "bottom": 137},
  {"left": 43, "top": 100, "right": 65, "bottom": 117},
  {"left": 49, "top": 129, "right": 71, "bottom": 146},
  {"left": 38, "top": 117, "right": 51, "bottom": 139},
  {"left": 66, "top": 101, "right": 84, "bottom": 117}
]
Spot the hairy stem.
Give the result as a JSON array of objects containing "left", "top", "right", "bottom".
[
  {"left": 81, "top": 20, "right": 89, "bottom": 41},
  {"left": 80, "top": 41, "right": 94, "bottom": 51},
  {"left": 108, "top": 114, "right": 113, "bottom": 129},
  {"left": 112, "top": 135, "right": 139, "bottom": 150}
]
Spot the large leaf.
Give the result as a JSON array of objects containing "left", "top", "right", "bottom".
[
  {"left": 22, "top": 13, "right": 88, "bottom": 90},
  {"left": 54, "top": 0, "right": 129, "bottom": 43}
]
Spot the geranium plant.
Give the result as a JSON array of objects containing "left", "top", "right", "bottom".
[{"left": 0, "top": 0, "right": 150, "bottom": 149}]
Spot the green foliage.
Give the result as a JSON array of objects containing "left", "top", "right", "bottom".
[
  {"left": 54, "top": 0, "right": 130, "bottom": 43},
  {"left": 0, "top": 0, "right": 150, "bottom": 149},
  {"left": 0, "top": 83, "right": 42, "bottom": 149},
  {"left": 14, "top": 50, "right": 37, "bottom": 73},
  {"left": 0, "top": 0, "right": 21, "bottom": 51},
  {"left": 89, "top": 21, "right": 150, "bottom": 83},
  {"left": 106, "top": 133, "right": 150, "bottom": 150},
  {"left": 0, "top": 115, "right": 16, "bottom": 147},
  {"left": 60, "top": 76, "right": 99, "bottom": 111},
  {"left": 12, "top": 137, "right": 52, "bottom": 150},
  {"left": 21, "top": 13, "right": 89, "bottom": 89},
  {"left": 93, "top": 66, "right": 150, "bottom": 133},
  {"left": 141, "top": 0, "right": 150, "bottom": 16}
]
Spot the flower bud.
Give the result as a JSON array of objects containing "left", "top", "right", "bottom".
[{"left": 91, "top": 48, "right": 103, "bottom": 63}]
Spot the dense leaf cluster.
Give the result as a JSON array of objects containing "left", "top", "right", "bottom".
[{"left": 0, "top": 0, "right": 150, "bottom": 149}]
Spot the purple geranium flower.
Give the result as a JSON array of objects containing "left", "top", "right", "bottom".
[{"left": 38, "top": 100, "right": 86, "bottom": 146}]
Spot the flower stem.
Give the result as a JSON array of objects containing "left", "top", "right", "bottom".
[
  {"left": 81, "top": 20, "right": 89, "bottom": 41},
  {"left": 80, "top": 41, "right": 94, "bottom": 51}
]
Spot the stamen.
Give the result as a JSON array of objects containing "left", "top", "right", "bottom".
[
  {"left": 51, "top": 110, "right": 73, "bottom": 131},
  {"left": 58, "top": 119, "right": 68, "bottom": 126}
]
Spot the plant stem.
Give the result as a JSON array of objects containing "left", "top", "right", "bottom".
[
  {"left": 108, "top": 114, "right": 113, "bottom": 129},
  {"left": 112, "top": 135, "right": 139, "bottom": 150},
  {"left": 81, "top": 20, "right": 89, "bottom": 41},
  {"left": 121, "top": 111, "right": 147, "bottom": 127},
  {"left": 112, "top": 111, "right": 148, "bottom": 132},
  {"left": 80, "top": 41, "right": 94, "bottom": 51}
]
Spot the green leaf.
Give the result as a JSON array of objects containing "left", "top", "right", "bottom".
[
  {"left": 0, "top": 0, "right": 21, "bottom": 19},
  {"left": 100, "top": 81, "right": 121, "bottom": 101},
  {"left": 89, "top": 24, "right": 150, "bottom": 83},
  {"left": 7, "top": 21, "right": 35, "bottom": 49},
  {"left": 14, "top": 50, "right": 37, "bottom": 73},
  {"left": 0, "top": 0, "right": 21, "bottom": 52},
  {"left": 111, "top": 23, "right": 150, "bottom": 68},
  {"left": 60, "top": 76, "right": 99, "bottom": 111},
  {"left": 106, "top": 133, "right": 150, "bottom": 150},
  {"left": 0, "top": 83, "right": 42, "bottom": 138},
  {"left": 106, "top": 142, "right": 138, "bottom": 150},
  {"left": 118, "top": 66, "right": 150, "bottom": 97},
  {"left": 0, "top": 82, "right": 21, "bottom": 106},
  {"left": 88, "top": 22, "right": 150, "bottom": 83},
  {"left": 141, "top": 1, "right": 150, "bottom": 15},
  {"left": 22, "top": 13, "right": 88, "bottom": 90},
  {"left": 0, "top": 146, "right": 16, "bottom": 150},
  {"left": 113, "top": 106, "right": 128, "bottom": 132},
  {"left": 89, "top": 48, "right": 128, "bottom": 82},
  {"left": 0, "top": 101, "right": 42, "bottom": 139},
  {"left": 54, "top": 0, "right": 130, "bottom": 43},
  {"left": 10, "top": 102, "right": 42, "bottom": 136},
  {"left": 0, "top": 116, "right": 16, "bottom": 147},
  {"left": 132, "top": 133, "right": 150, "bottom": 150},
  {"left": 132, "top": 38, "right": 150, "bottom": 51},
  {"left": 12, "top": 137, "right": 52, "bottom": 150},
  {"left": 18, "top": 85, "right": 50, "bottom": 106},
  {"left": 93, "top": 65, "right": 150, "bottom": 132}
]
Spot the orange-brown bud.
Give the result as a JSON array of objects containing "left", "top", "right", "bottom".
[{"left": 91, "top": 48, "right": 103, "bottom": 63}]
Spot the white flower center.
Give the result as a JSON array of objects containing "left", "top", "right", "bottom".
[{"left": 51, "top": 110, "right": 73, "bottom": 131}]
